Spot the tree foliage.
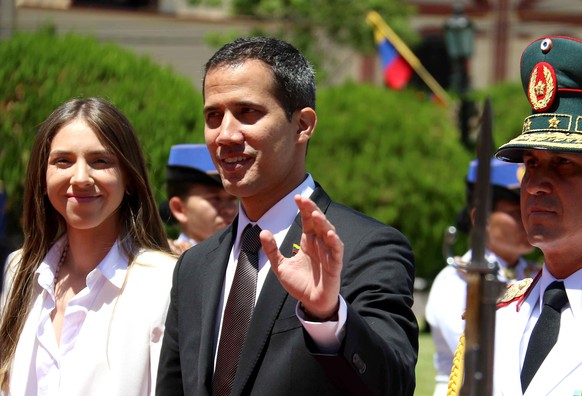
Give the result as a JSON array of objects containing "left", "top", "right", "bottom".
[
  {"left": 199, "top": 0, "right": 417, "bottom": 85},
  {"left": 229, "top": 0, "right": 417, "bottom": 54}
]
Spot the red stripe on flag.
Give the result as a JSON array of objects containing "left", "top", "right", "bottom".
[
  {"left": 384, "top": 56, "right": 413, "bottom": 90},
  {"left": 375, "top": 28, "right": 413, "bottom": 90}
]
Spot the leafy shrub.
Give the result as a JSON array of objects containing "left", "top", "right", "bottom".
[
  {"left": 474, "top": 81, "right": 531, "bottom": 148},
  {"left": 310, "top": 83, "right": 472, "bottom": 278},
  {"left": 0, "top": 27, "right": 203, "bottom": 241}
]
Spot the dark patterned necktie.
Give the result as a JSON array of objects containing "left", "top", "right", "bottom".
[
  {"left": 213, "top": 224, "right": 262, "bottom": 396},
  {"left": 520, "top": 281, "right": 568, "bottom": 393}
]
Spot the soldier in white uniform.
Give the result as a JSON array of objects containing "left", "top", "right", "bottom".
[
  {"left": 492, "top": 36, "right": 582, "bottom": 395},
  {"left": 162, "top": 144, "right": 238, "bottom": 255},
  {"left": 425, "top": 158, "right": 537, "bottom": 396}
]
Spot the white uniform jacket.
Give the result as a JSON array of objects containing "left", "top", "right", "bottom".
[
  {"left": 425, "top": 249, "right": 539, "bottom": 392},
  {"left": 493, "top": 269, "right": 582, "bottom": 395}
]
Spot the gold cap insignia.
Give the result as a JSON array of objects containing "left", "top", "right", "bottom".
[{"left": 528, "top": 62, "right": 557, "bottom": 112}]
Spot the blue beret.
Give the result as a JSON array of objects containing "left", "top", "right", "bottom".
[
  {"left": 166, "top": 144, "right": 221, "bottom": 186},
  {"left": 466, "top": 158, "right": 524, "bottom": 190},
  {"left": 168, "top": 144, "right": 217, "bottom": 172}
]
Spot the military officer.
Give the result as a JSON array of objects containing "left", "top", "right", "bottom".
[
  {"left": 493, "top": 36, "right": 582, "bottom": 395},
  {"left": 163, "top": 144, "right": 237, "bottom": 254},
  {"left": 425, "top": 158, "right": 537, "bottom": 396}
]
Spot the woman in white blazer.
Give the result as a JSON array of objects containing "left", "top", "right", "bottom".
[{"left": 0, "top": 97, "right": 177, "bottom": 396}]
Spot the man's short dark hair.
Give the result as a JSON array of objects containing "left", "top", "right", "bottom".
[{"left": 203, "top": 36, "right": 316, "bottom": 121}]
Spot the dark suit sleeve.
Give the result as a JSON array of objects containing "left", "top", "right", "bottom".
[
  {"left": 156, "top": 255, "right": 185, "bottom": 396},
  {"left": 308, "top": 212, "right": 418, "bottom": 396}
]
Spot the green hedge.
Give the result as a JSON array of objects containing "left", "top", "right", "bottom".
[
  {"left": 1, "top": 27, "right": 203, "bottom": 238},
  {"left": 1, "top": 28, "right": 531, "bottom": 278},
  {"left": 310, "top": 84, "right": 472, "bottom": 278},
  {"left": 474, "top": 81, "right": 531, "bottom": 148}
]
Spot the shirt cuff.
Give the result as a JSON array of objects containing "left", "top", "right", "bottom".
[{"left": 296, "top": 295, "right": 347, "bottom": 354}]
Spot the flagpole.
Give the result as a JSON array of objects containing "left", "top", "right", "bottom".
[{"left": 366, "top": 10, "right": 451, "bottom": 106}]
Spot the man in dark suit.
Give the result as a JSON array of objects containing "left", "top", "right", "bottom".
[{"left": 156, "top": 36, "right": 418, "bottom": 396}]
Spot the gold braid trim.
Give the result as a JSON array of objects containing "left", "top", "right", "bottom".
[{"left": 447, "top": 333, "right": 465, "bottom": 396}]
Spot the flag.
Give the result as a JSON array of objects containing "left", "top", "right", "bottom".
[
  {"left": 367, "top": 11, "right": 449, "bottom": 105},
  {"left": 374, "top": 28, "right": 413, "bottom": 90}
]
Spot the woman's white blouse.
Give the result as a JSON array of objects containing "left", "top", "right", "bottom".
[{"left": 2, "top": 237, "right": 176, "bottom": 396}]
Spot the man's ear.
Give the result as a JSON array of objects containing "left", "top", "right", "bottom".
[
  {"left": 296, "top": 107, "right": 317, "bottom": 144},
  {"left": 168, "top": 196, "right": 188, "bottom": 225}
]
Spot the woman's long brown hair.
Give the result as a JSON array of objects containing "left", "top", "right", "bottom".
[{"left": 0, "top": 97, "right": 171, "bottom": 390}]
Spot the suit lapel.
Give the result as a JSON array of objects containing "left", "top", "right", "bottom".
[
  {"left": 230, "top": 215, "right": 302, "bottom": 394},
  {"left": 230, "top": 185, "right": 333, "bottom": 394}
]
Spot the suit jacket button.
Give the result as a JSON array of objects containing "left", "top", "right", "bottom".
[{"left": 352, "top": 353, "right": 367, "bottom": 374}]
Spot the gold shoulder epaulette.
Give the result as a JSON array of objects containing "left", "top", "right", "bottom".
[
  {"left": 497, "top": 278, "right": 533, "bottom": 307},
  {"left": 451, "top": 256, "right": 470, "bottom": 277}
]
